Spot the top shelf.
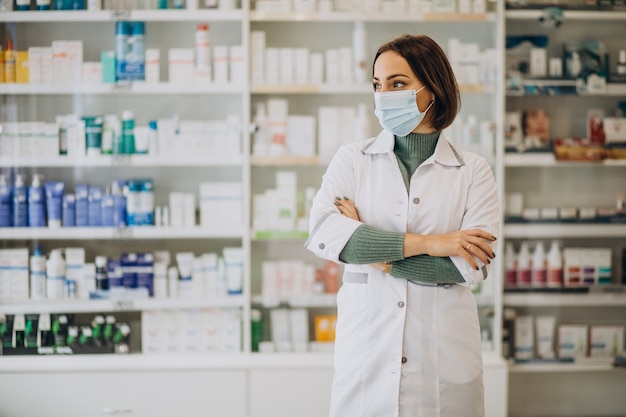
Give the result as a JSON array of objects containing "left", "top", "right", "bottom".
[
  {"left": 505, "top": 10, "right": 626, "bottom": 21},
  {"left": 250, "top": 11, "right": 496, "bottom": 22},
  {"left": 0, "top": 9, "right": 243, "bottom": 22}
]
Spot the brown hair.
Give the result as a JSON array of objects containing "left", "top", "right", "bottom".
[{"left": 373, "top": 34, "right": 461, "bottom": 131}]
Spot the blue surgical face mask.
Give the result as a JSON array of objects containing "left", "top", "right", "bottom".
[{"left": 373, "top": 86, "right": 433, "bottom": 137}]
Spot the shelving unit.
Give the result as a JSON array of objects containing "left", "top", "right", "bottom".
[
  {"left": 502, "top": 7, "right": 626, "bottom": 416},
  {"left": 0, "top": 2, "right": 511, "bottom": 416}
]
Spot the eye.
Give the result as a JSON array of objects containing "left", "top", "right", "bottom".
[
  {"left": 373, "top": 82, "right": 381, "bottom": 92},
  {"left": 393, "top": 81, "right": 405, "bottom": 88}
]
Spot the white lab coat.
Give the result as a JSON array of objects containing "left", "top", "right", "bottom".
[{"left": 305, "top": 130, "right": 499, "bottom": 417}]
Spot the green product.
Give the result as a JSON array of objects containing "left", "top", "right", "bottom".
[
  {"left": 121, "top": 110, "right": 136, "bottom": 155},
  {"left": 250, "top": 309, "right": 264, "bottom": 352}
]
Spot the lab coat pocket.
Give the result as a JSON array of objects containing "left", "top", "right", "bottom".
[{"left": 334, "top": 273, "right": 369, "bottom": 372}]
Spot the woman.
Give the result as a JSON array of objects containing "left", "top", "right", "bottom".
[{"left": 305, "top": 34, "right": 499, "bottom": 417}]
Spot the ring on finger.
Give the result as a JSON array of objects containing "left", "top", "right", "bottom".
[{"left": 466, "top": 244, "right": 472, "bottom": 251}]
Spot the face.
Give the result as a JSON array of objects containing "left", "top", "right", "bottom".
[
  {"left": 373, "top": 51, "right": 435, "bottom": 115},
  {"left": 523, "top": 109, "right": 550, "bottom": 141}
]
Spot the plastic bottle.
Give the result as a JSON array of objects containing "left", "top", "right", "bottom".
[
  {"left": 127, "top": 22, "right": 146, "bottom": 81},
  {"left": 115, "top": 21, "right": 132, "bottom": 82},
  {"left": 504, "top": 242, "right": 517, "bottom": 289},
  {"left": 352, "top": 21, "right": 367, "bottom": 84},
  {"left": 12, "top": 174, "right": 28, "bottom": 227},
  {"left": 111, "top": 180, "right": 127, "bottom": 228},
  {"left": 121, "top": 110, "right": 136, "bottom": 154},
  {"left": 148, "top": 120, "right": 158, "bottom": 155},
  {"left": 617, "top": 49, "right": 626, "bottom": 76},
  {"left": 28, "top": 174, "right": 46, "bottom": 228},
  {"left": 4, "top": 38, "right": 15, "bottom": 83},
  {"left": 515, "top": 241, "right": 531, "bottom": 288},
  {"left": 204, "top": 0, "right": 216, "bottom": 8},
  {"left": 195, "top": 23, "right": 211, "bottom": 80},
  {"left": 30, "top": 245, "right": 47, "bottom": 300},
  {"left": 531, "top": 241, "right": 547, "bottom": 288},
  {"left": 252, "top": 102, "right": 268, "bottom": 156},
  {"left": 46, "top": 249, "right": 66, "bottom": 300},
  {"left": 547, "top": 240, "right": 563, "bottom": 288},
  {"left": 568, "top": 51, "right": 582, "bottom": 78},
  {"left": 95, "top": 256, "right": 109, "bottom": 290},
  {"left": 0, "top": 174, "right": 12, "bottom": 227}
]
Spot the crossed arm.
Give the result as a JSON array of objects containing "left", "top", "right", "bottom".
[{"left": 335, "top": 197, "right": 496, "bottom": 282}]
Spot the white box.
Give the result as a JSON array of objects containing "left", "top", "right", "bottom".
[
  {"left": 145, "top": 48, "right": 160, "bottom": 83},
  {"left": 287, "top": 115, "right": 316, "bottom": 157},
  {"left": 589, "top": 325, "right": 624, "bottom": 358},
  {"left": 213, "top": 45, "right": 229, "bottom": 83},
  {"left": 229, "top": 45, "right": 245, "bottom": 84},
  {"left": 514, "top": 315, "right": 534, "bottom": 360},
  {"left": 168, "top": 48, "right": 194, "bottom": 84},
  {"left": 142, "top": 310, "right": 165, "bottom": 353},
  {"left": 558, "top": 324, "right": 588, "bottom": 359}
]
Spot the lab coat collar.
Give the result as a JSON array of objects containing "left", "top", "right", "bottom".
[{"left": 362, "top": 129, "right": 465, "bottom": 167}]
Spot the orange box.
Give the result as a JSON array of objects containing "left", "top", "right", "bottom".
[
  {"left": 314, "top": 315, "right": 337, "bottom": 342},
  {"left": 16, "top": 51, "right": 29, "bottom": 83}
]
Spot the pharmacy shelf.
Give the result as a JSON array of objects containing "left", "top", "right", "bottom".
[
  {"left": 504, "top": 223, "right": 626, "bottom": 239},
  {"left": 251, "top": 83, "right": 494, "bottom": 95},
  {"left": 0, "top": 226, "right": 244, "bottom": 240},
  {"left": 250, "top": 156, "right": 322, "bottom": 166},
  {"left": 251, "top": 230, "right": 309, "bottom": 241},
  {"left": 504, "top": 153, "right": 626, "bottom": 167},
  {"left": 0, "top": 352, "right": 335, "bottom": 372},
  {"left": 251, "top": 293, "right": 336, "bottom": 308},
  {"left": 507, "top": 82, "right": 626, "bottom": 97},
  {"left": 0, "top": 8, "right": 243, "bottom": 22},
  {"left": 250, "top": 11, "right": 495, "bottom": 22},
  {"left": 504, "top": 293, "right": 626, "bottom": 308},
  {"left": 0, "top": 82, "right": 243, "bottom": 95},
  {"left": 0, "top": 295, "right": 245, "bottom": 315},
  {"left": 0, "top": 154, "right": 243, "bottom": 168},
  {"left": 505, "top": 9, "right": 626, "bottom": 21},
  {"left": 508, "top": 358, "right": 616, "bottom": 373}
]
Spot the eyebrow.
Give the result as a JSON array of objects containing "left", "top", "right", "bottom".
[{"left": 372, "top": 73, "right": 411, "bottom": 81}]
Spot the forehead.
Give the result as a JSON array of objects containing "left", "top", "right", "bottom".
[{"left": 373, "top": 50, "right": 416, "bottom": 79}]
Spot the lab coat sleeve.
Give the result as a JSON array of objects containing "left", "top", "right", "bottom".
[
  {"left": 305, "top": 145, "right": 363, "bottom": 263},
  {"left": 450, "top": 157, "right": 500, "bottom": 286}
]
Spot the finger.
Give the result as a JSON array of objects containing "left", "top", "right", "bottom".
[
  {"left": 459, "top": 244, "right": 479, "bottom": 270},
  {"left": 469, "top": 238, "right": 496, "bottom": 260},
  {"left": 466, "top": 243, "right": 491, "bottom": 266},
  {"left": 466, "top": 229, "right": 497, "bottom": 241}
]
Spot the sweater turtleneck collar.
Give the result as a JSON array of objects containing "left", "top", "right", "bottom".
[{"left": 394, "top": 131, "right": 441, "bottom": 160}]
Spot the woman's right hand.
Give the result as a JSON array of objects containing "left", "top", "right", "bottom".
[{"left": 405, "top": 230, "right": 496, "bottom": 270}]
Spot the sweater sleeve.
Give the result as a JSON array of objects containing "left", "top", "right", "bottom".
[{"left": 339, "top": 224, "right": 465, "bottom": 285}]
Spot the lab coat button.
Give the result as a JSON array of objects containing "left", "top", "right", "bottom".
[
  {"left": 401, "top": 357, "right": 407, "bottom": 363},
  {"left": 402, "top": 371, "right": 409, "bottom": 377},
  {"left": 318, "top": 243, "right": 325, "bottom": 249},
  {"left": 412, "top": 197, "right": 420, "bottom": 204},
  {"left": 397, "top": 301, "right": 405, "bottom": 308}
]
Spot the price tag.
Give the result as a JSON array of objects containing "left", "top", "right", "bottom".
[
  {"left": 113, "top": 228, "right": 133, "bottom": 239},
  {"left": 112, "top": 154, "right": 131, "bottom": 166},
  {"left": 112, "top": 299, "right": 135, "bottom": 311},
  {"left": 112, "top": 9, "right": 131, "bottom": 19},
  {"left": 112, "top": 82, "right": 132, "bottom": 93}
]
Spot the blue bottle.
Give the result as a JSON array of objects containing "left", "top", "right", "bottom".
[
  {"left": 126, "top": 22, "right": 145, "bottom": 81},
  {"left": 74, "top": 184, "right": 89, "bottom": 227},
  {"left": 115, "top": 21, "right": 132, "bottom": 82},
  {"left": 12, "top": 174, "right": 28, "bottom": 227},
  {"left": 0, "top": 175, "right": 11, "bottom": 228},
  {"left": 112, "top": 180, "right": 127, "bottom": 228},
  {"left": 62, "top": 194, "right": 76, "bottom": 227},
  {"left": 88, "top": 186, "right": 103, "bottom": 227},
  {"left": 27, "top": 174, "right": 46, "bottom": 228},
  {"left": 101, "top": 187, "right": 115, "bottom": 227}
]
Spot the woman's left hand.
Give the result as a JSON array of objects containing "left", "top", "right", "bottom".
[{"left": 334, "top": 196, "right": 360, "bottom": 221}]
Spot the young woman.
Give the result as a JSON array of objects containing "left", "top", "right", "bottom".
[{"left": 305, "top": 34, "right": 500, "bottom": 417}]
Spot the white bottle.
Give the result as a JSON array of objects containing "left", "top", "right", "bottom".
[
  {"left": 252, "top": 102, "right": 268, "bottom": 157},
  {"left": 504, "top": 242, "right": 517, "bottom": 289},
  {"left": 352, "top": 21, "right": 367, "bottom": 84},
  {"left": 547, "top": 240, "right": 563, "bottom": 288},
  {"left": 195, "top": 24, "right": 211, "bottom": 77},
  {"left": 46, "top": 249, "right": 66, "bottom": 300},
  {"left": 29, "top": 246, "right": 47, "bottom": 300},
  {"left": 516, "top": 241, "right": 531, "bottom": 288},
  {"left": 83, "top": 262, "right": 96, "bottom": 298},
  {"left": 568, "top": 51, "right": 582, "bottom": 78},
  {"left": 531, "top": 241, "right": 547, "bottom": 288}
]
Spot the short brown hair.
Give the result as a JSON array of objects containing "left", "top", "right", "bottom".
[{"left": 373, "top": 34, "right": 461, "bottom": 131}]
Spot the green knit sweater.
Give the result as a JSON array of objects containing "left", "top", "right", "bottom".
[{"left": 338, "top": 131, "right": 465, "bottom": 284}]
